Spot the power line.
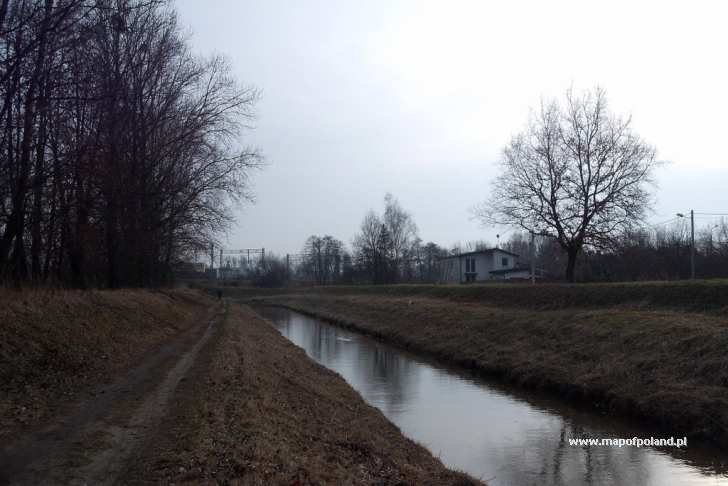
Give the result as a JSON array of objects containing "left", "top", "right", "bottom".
[
  {"left": 646, "top": 212, "right": 728, "bottom": 228},
  {"left": 647, "top": 217, "right": 679, "bottom": 228}
]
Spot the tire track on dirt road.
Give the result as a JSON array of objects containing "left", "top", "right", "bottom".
[{"left": 0, "top": 302, "right": 226, "bottom": 485}]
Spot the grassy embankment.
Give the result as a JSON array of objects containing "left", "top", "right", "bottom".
[
  {"left": 215, "top": 278, "right": 728, "bottom": 312},
  {"left": 1, "top": 289, "right": 480, "bottom": 484},
  {"left": 0, "top": 288, "right": 215, "bottom": 441},
  {"left": 126, "top": 303, "right": 481, "bottom": 485},
  {"left": 247, "top": 280, "right": 728, "bottom": 446}
]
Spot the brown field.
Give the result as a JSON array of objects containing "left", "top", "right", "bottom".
[{"left": 254, "top": 293, "right": 728, "bottom": 446}]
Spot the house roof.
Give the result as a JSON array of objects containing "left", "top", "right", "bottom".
[{"left": 440, "top": 248, "right": 520, "bottom": 259}]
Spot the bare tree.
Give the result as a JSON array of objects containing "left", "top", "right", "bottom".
[
  {"left": 352, "top": 210, "right": 386, "bottom": 283},
  {"left": 417, "top": 241, "right": 447, "bottom": 282},
  {"left": 300, "top": 235, "right": 345, "bottom": 284},
  {"left": 475, "top": 87, "right": 659, "bottom": 282},
  {"left": 0, "top": 0, "right": 260, "bottom": 288},
  {"left": 383, "top": 192, "right": 417, "bottom": 278},
  {"left": 352, "top": 194, "right": 419, "bottom": 284}
]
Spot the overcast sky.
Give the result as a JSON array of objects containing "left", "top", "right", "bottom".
[{"left": 176, "top": 0, "right": 728, "bottom": 255}]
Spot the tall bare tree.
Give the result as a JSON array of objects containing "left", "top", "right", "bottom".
[
  {"left": 383, "top": 192, "right": 417, "bottom": 277},
  {"left": 475, "top": 87, "right": 659, "bottom": 282},
  {"left": 352, "top": 210, "right": 387, "bottom": 283},
  {"left": 352, "top": 194, "right": 419, "bottom": 284},
  {"left": 300, "top": 234, "right": 345, "bottom": 284}
]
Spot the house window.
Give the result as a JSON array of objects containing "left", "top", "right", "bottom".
[
  {"left": 502, "top": 257, "right": 509, "bottom": 267},
  {"left": 465, "top": 257, "right": 476, "bottom": 273}
]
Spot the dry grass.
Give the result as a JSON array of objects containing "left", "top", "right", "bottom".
[
  {"left": 127, "top": 303, "right": 481, "bottom": 485},
  {"left": 257, "top": 294, "right": 728, "bottom": 446},
  {"left": 0, "top": 288, "right": 214, "bottom": 441},
  {"left": 211, "top": 279, "right": 728, "bottom": 312}
]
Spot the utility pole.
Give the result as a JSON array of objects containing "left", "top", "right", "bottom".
[
  {"left": 317, "top": 246, "right": 322, "bottom": 285},
  {"left": 530, "top": 231, "right": 536, "bottom": 285},
  {"left": 691, "top": 209, "right": 695, "bottom": 280},
  {"left": 677, "top": 211, "right": 696, "bottom": 279},
  {"left": 210, "top": 244, "right": 214, "bottom": 272}
]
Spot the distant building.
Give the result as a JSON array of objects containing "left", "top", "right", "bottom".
[{"left": 440, "top": 248, "right": 532, "bottom": 283}]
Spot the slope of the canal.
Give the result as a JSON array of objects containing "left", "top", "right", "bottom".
[{"left": 256, "top": 306, "right": 728, "bottom": 486}]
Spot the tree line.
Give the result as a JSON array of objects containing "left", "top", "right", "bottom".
[
  {"left": 267, "top": 194, "right": 449, "bottom": 286},
  {"left": 256, "top": 197, "right": 728, "bottom": 287},
  {"left": 519, "top": 220, "right": 728, "bottom": 282},
  {"left": 0, "top": 0, "right": 258, "bottom": 288}
]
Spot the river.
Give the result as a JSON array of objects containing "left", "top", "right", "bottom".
[{"left": 256, "top": 306, "right": 728, "bottom": 486}]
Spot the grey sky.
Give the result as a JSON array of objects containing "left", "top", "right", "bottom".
[{"left": 176, "top": 0, "right": 728, "bottom": 255}]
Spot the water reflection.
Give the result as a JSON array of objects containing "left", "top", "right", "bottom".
[{"left": 257, "top": 306, "right": 728, "bottom": 486}]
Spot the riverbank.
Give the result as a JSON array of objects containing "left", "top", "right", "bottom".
[
  {"left": 2, "top": 290, "right": 478, "bottom": 484},
  {"left": 209, "top": 279, "right": 728, "bottom": 312},
  {"left": 126, "top": 302, "right": 481, "bottom": 485},
  {"left": 254, "top": 294, "right": 728, "bottom": 446},
  {"left": 0, "top": 288, "right": 214, "bottom": 442}
]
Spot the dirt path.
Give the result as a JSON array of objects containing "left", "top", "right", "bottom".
[
  {"left": 122, "top": 302, "right": 480, "bottom": 485},
  {"left": 2, "top": 298, "right": 479, "bottom": 485},
  {"left": 0, "top": 302, "right": 224, "bottom": 485}
]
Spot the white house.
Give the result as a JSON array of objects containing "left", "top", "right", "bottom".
[{"left": 440, "top": 248, "right": 531, "bottom": 283}]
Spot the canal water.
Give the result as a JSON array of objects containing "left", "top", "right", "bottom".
[{"left": 256, "top": 306, "right": 728, "bottom": 486}]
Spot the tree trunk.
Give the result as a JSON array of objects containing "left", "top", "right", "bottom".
[
  {"left": 69, "top": 215, "right": 86, "bottom": 289},
  {"left": 31, "top": 94, "right": 48, "bottom": 282},
  {"left": 9, "top": 0, "right": 54, "bottom": 285},
  {"left": 105, "top": 199, "right": 118, "bottom": 289},
  {"left": 565, "top": 247, "right": 579, "bottom": 283},
  {"left": 0, "top": 0, "right": 10, "bottom": 33}
]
